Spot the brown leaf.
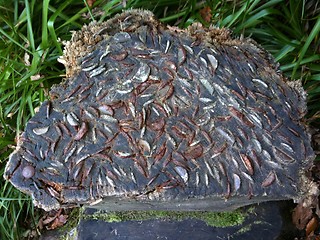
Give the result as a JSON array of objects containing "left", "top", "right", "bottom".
[
  {"left": 39, "top": 209, "right": 69, "bottom": 230},
  {"left": 306, "top": 216, "right": 318, "bottom": 236},
  {"left": 42, "top": 215, "right": 57, "bottom": 225},
  {"left": 86, "top": 0, "right": 96, "bottom": 7},
  {"left": 199, "top": 6, "right": 212, "bottom": 23},
  {"left": 292, "top": 203, "right": 313, "bottom": 230},
  {"left": 48, "top": 215, "right": 68, "bottom": 230}
]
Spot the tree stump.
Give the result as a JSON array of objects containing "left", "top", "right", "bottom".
[{"left": 4, "top": 10, "right": 316, "bottom": 211}]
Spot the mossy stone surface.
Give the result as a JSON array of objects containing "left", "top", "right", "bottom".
[
  {"left": 40, "top": 201, "right": 299, "bottom": 239},
  {"left": 82, "top": 209, "right": 247, "bottom": 228}
]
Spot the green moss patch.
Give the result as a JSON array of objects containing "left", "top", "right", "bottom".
[{"left": 83, "top": 209, "right": 248, "bottom": 228}]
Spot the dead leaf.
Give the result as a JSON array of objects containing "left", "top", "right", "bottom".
[
  {"left": 306, "top": 216, "right": 318, "bottom": 236},
  {"left": 38, "top": 209, "right": 69, "bottom": 230},
  {"left": 292, "top": 203, "right": 313, "bottom": 230},
  {"left": 31, "top": 74, "right": 42, "bottom": 81},
  {"left": 42, "top": 215, "right": 57, "bottom": 225},
  {"left": 48, "top": 214, "right": 68, "bottom": 230},
  {"left": 24, "top": 53, "right": 31, "bottom": 66},
  {"left": 199, "top": 6, "right": 212, "bottom": 23},
  {"left": 86, "top": 0, "right": 96, "bottom": 7}
]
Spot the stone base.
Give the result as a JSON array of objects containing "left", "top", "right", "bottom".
[{"left": 40, "top": 201, "right": 300, "bottom": 240}]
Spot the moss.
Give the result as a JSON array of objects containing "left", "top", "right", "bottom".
[
  {"left": 62, "top": 208, "right": 81, "bottom": 232},
  {"left": 233, "top": 219, "right": 266, "bottom": 236},
  {"left": 83, "top": 209, "right": 248, "bottom": 228},
  {"left": 57, "top": 208, "right": 81, "bottom": 240},
  {"left": 235, "top": 224, "right": 252, "bottom": 234},
  {"left": 203, "top": 211, "right": 246, "bottom": 227},
  {"left": 54, "top": 206, "right": 253, "bottom": 239}
]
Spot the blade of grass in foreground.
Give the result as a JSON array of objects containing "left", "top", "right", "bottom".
[{"left": 292, "top": 16, "right": 320, "bottom": 78}]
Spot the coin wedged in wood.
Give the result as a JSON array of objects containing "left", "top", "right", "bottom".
[{"left": 4, "top": 9, "right": 317, "bottom": 211}]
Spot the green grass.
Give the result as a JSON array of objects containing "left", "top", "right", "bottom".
[{"left": 0, "top": 0, "right": 319, "bottom": 239}]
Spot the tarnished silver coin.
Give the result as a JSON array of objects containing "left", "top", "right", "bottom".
[{"left": 4, "top": 10, "right": 316, "bottom": 211}]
